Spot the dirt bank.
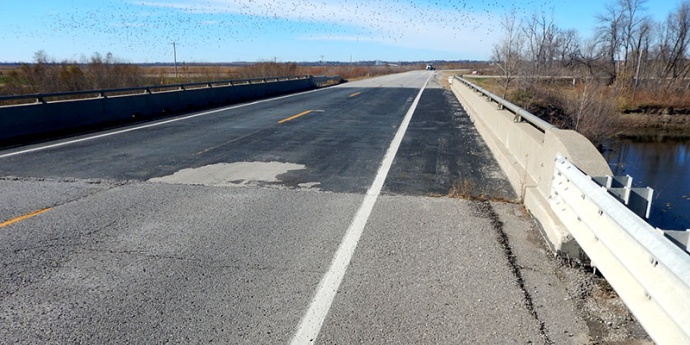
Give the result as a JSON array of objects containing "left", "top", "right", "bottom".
[{"left": 618, "top": 112, "right": 690, "bottom": 140}]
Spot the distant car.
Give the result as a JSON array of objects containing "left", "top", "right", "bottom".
[{"left": 425, "top": 64, "right": 435, "bottom": 70}]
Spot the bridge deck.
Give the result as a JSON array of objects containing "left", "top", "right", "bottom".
[{"left": 0, "top": 71, "right": 643, "bottom": 343}]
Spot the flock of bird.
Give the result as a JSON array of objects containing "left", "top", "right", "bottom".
[{"left": 36, "top": 0, "right": 554, "bottom": 61}]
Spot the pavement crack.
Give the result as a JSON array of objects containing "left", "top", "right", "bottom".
[
  {"left": 474, "top": 201, "right": 554, "bottom": 345},
  {"left": 1, "top": 176, "right": 132, "bottom": 212},
  {"left": 0, "top": 176, "right": 131, "bottom": 186},
  {"left": 78, "top": 248, "right": 197, "bottom": 263}
]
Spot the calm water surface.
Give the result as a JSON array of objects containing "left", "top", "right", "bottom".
[{"left": 604, "top": 140, "right": 690, "bottom": 230}]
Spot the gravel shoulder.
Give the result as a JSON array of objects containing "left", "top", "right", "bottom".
[{"left": 491, "top": 201, "right": 652, "bottom": 344}]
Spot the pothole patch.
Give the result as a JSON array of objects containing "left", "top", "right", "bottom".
[{"left": 149, "top": 161, "right": 319, "bottom": 189}]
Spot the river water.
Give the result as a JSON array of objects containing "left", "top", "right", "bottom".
[{"left": 603, "top": 139, "right": 690, "bottom": 230}]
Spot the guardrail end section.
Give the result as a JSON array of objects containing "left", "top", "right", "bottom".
[{"left": 552, "top": 154, "right": 690, "bottom": 344}]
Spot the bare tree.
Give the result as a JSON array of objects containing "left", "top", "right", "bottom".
[
  {"left": 523, "top": 12, "right": 561, "bottom": 76},
  {"left": 492, "top": 11, "right": 524, "bottom": 98},
  {"left": 596, "top": 2, "right": 626, "bottom": 84},
  {"left": 556, "top": 29, "right": 581, "bottom": 71},
  {"left": 572, "top": 38, "right": 606, "bottom": 79},
  {"left": 632, "top": 17, "right": 653, "bottom": 99},
  {"left": 662, "top": 0, "right": 690, "bottom": 83},
  {"left": 618, "top": 0, "right": 648, "bottom": 78}
]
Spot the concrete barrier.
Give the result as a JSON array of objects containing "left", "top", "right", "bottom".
[
  {"left": 0, "top": 76, "right": 324, "bottom": 147},
  {"left": 452, "top": 76, "right": 690, "bottom": 344},
  {"left": 451, "top": 77, "right": 612, "bottom": 259}
]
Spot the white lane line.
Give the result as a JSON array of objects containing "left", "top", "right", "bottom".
[
  {"left": 0, "top": 87, "right": 329, "bottom": 159},
  {"left": 290, "top": 73, "right": 432, "bottom": 344}
]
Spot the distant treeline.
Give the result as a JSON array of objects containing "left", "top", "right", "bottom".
[{"left": 0, "top": 60, "right": 484, "bottom": 68}]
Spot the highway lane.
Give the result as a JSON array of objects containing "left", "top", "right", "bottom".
[
  {"left": 0, "top": 72, "right": 426, "bottom": 192},
  {"left": 0, "top": 71, "right": 589, "bottom": 343}
]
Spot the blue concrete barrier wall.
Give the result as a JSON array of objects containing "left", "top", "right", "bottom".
[{"left": 0, "top": 78, "right": 314, "bottom": 146}]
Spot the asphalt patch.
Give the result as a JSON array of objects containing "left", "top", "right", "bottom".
[{"left": 383, "top": 82, "right": 517, "bottom": 201}]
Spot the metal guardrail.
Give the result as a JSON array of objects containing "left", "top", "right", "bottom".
[
  {"left": 0, "top": 75, "right": 313, "bottom": 105},
  {"left": 454, "top": 76, "right": 556, "bottom": 132},
  {"left": 551, "top": 155, "right": 690, "bottom": 344},
  {"left": 455, "top": 74, "right": 689, "bottom": 249}
]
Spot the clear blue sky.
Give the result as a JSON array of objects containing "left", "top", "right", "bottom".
[{"left": 0, "top": 0, "right": 682, "bottom": 63}]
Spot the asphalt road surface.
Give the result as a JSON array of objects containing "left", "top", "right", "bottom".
[{"left": 0, "top": 71, "right": 591, "bottom": 344}]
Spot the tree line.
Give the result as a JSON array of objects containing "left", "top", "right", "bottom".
[
  {"left": 494, "top": 0, "right": 690, "bottom": 90},
  {"left": 490, "top": 0, "right": 690, "bottom": 143}
]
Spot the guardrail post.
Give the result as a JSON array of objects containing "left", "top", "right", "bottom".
[
  {"left": 659, "top": 229, "right": 690, "bottom": 252},
  {"left": 593, "top": 174, "right": 654, "bottom": 219}
]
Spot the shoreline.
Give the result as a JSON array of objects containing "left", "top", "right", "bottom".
[{"left": 617, "top": 113, "right": 690, "bottom": 141}]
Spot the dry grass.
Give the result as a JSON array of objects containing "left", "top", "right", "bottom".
[
  {"left": 138, "top": 63, "right": 420, "bottom": 84},
  {"left": 0, "top": 62, "right": 417, "bottom": 98},
  {"left": 467, "top": 75, "right": 690, "bottom": 113},
  {"left": 447, "top": 179, "right": 476, "bottom": 199},
  {"left": 445, "top": 179, "right": 518, "bottom": 204},
  {"left": 461, "top": 75, "right": 690, "bottom": 142}
]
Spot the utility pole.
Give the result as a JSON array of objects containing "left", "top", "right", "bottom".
[{"left": 172, "top": 42, "right": 178, "bottom": 78}]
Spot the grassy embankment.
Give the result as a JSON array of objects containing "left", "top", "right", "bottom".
[{"left": 464, "top": 72, "right": 690, "bottom": 143}]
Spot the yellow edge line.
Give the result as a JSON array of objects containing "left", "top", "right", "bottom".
[
  {"left": 0, "top": 208, "right": 52, "bottom": 228},
  {"left": 278, "top": 110, "right": 313, "bottom": 124},
  {"left": 349, "top": 92, "right": 361, "bottom": 97}
]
